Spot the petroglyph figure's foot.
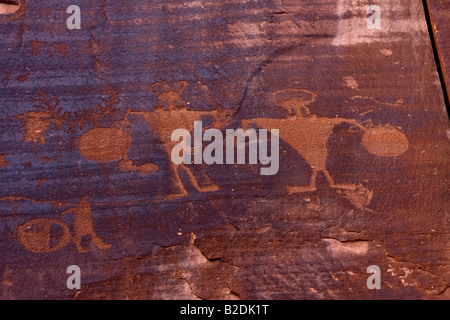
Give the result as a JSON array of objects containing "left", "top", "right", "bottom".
[
  {"left": 197, "top": 184, "right": 220, "bottom": 192},
  {"left": 336, "top": 184, "right": 374, "bottom": 211},
  {"left": 74, "top": 236, "right": 111, "bottom": 253},
  {"left": 287, "top": 185, "right": 317, "bottom": 194},
  {"left": 93, "top": 237, "right": 112, "bottom": 250},
  {"left": 330, "top": 184, "right": 357, "bottom": 191},
  {"left": 75, "top": 244, "right": 90, "bottom": 253},
  {"left": 118, "top": 158, "right": 159, "bottom": 175},
  {"left": 165, "top": 192, "right": 188, "bottom": 200}
]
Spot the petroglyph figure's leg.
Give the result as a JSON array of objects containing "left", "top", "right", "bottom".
[
  {"left": 287, "top": 167, "right": 358, "bottom": 194},
  {"left": 166, "top": 163, "right": 189, "bottom": 199},
  {"left": 287, "top": 168, "right": 318, "bottom": 194},
  {"left": 322, "top": 168, "right": 357, "bottom": 191},
  {"left": 165, "top": 163, "right": 219, "bottom": 198},
  {"left": 322, "top": 168, "right": 334, "bottom": 185},
  {"left": 66, "top": 197, "right": 111, "bottom": 253},
  {"left": 181, "top": 164, "right": 220, "bottom": 192}
]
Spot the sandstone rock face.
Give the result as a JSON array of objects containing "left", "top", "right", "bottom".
[
  {"left": 0, "top": 0, "right": 448, "bottom": 299},
  {"left": 428, "top": 0, "right": 450, "bottom": 108}
]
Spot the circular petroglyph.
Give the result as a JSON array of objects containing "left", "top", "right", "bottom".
[
  {"left": 362, "top": 126, "right": 409, "bottom": 157},
  {"left": 79, "top": 128, "right": 132, "bottom": 163},
  {"left": 16, "top": 218, "right": 72, "bottom": 253}
]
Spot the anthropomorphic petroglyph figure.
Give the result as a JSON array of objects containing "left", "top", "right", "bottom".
[
  {"left": 128, "top": 81, "right": 231, "bottom": 198},
  {"left": 60, "top": 196, "right": 111, "bottom": 252},
  {"left": 242, "top": 89, "right": 408, "bottom": 198}
]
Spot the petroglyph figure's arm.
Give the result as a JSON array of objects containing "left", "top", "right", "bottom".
[
  {"left": 241, "top": 118, "right": 276, "bottom": 131},
  {"left": 125, "top": 109, "right": 157, "bottom": 124},
  {"left": 204, "top": 109, "right": 232, "bottom": 129},
  {"left": 335, "top": 118, "right": 366, "bottom": 130},
  {"left": 59, "top": 207, "right": 73, "bottom": 219}
]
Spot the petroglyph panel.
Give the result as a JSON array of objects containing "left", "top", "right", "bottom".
[{"left": 0, "top": 0, "right": 448, "bottom": 300}]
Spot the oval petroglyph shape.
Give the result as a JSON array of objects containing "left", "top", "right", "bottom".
[
  {"left": 362, "top": 126, "right": 409, "bottom": 157},
  {"left": 16, "top": 218, "right": 72, "bottom": 253},
  {"left": 79, "top": 128, "right": 132, "bottom": 163}
]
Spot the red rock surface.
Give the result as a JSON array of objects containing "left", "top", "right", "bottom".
[
  {"left": 0, "top": 0, "right": 448, "bottom": 299},
  {"left": 428, "top": 0, "right": 450, "bottom": 106}
]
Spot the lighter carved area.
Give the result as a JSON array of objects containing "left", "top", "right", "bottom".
[{"left": 0, "top": 3, "right": 20, "bottom": 15}]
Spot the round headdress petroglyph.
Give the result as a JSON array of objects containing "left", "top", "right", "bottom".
[{"left": 273, "top": 89, "right": 317, "bottom": 116}]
